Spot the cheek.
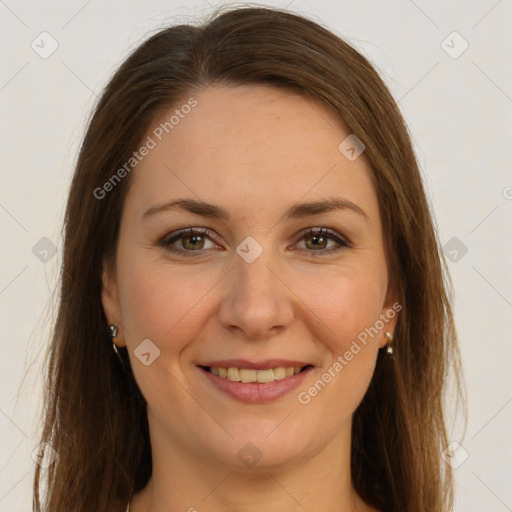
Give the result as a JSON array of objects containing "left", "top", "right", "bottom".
[
  {"left": 295, "top": 267, "right": 385, "bottom": 404},
  {"left": 292, "top": 271, "right": 385, "bottom": 438},
  {"left": 116, "top": 259, "right": 214, "bottom": 414},
  {"left": 116, "top": 255, "right": 217, "bottom": 353},
  {"left": 301, "top": 267, "right": 386, "bottom": 350}
]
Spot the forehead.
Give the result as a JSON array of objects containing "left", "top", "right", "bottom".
[{"left": 123, "top": 84, "right": 379, "bottom": 225}]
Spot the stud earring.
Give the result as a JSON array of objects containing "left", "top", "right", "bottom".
[
  {"left": 385, "top": 332, "right": 394, "bottom": 358},
  {"left": 109, "top": 324, "right": 122, "bottom": 360}
]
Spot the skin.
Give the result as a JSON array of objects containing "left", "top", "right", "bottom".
[{"left": 102, "top": 84, "right": 398, "bottom": 512}]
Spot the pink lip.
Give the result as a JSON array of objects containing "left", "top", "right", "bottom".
[
  {"left": 198, "top": 365, "right": 313, "bottom": 404},
  {"left": 199, "top": 359, "right": 311, "bottom": 370}
]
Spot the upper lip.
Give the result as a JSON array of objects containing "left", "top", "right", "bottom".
[{"left": 198, "top": 359, "right": 313, "bottom": 370}]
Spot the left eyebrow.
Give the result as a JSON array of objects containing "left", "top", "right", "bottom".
[
  {"left": 141, "top": 197, "right": 369, "bottom": 224},
  {"left": 283, "top": 198, "right": 369, "bottom": 224}
]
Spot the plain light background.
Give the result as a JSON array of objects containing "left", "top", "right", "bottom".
[{"left": 1, "top": 0, "right": 511, "bottom": 510}]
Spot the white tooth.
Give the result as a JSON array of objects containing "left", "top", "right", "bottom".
[
  {"left": 273, "top": 367, "right": 286, "bottom": 380},
  {"left": 212, "top": 366, "right": 299, "bottom": 382},
  {"left": 240, "top": 368, "right": 257, "bottom": 383},
  {"left": 257, "top": 369, "right": 275, "bottom": 383},
  {"left": 227, "top": 367, "right": 241, "bottom": 382}
]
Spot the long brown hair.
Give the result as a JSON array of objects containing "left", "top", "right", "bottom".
[{"left": 33, "top": 6, "right": 465, "bottom": 511}]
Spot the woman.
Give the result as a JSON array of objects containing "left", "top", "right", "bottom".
[{"left": 33, "top": 6, "right": 465, "bottom": 512}]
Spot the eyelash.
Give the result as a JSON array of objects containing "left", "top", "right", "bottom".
[{"left": 159, "top": 227, "right": 350, "bottom": 258}]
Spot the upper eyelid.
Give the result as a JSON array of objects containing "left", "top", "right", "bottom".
[{"left": 163, "top": 227, "right": 219, "bottom": 244}]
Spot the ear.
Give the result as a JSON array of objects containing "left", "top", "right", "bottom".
[
  {"left": 101, "top": 259, "right": 126, "bottom": 347},
  {"left": 378, "top": 281, "right": 401, "bottom": 349}
]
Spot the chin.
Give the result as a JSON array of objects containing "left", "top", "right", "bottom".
[{"left": 205, "top": 423, "right": 313, "bottom": 471}]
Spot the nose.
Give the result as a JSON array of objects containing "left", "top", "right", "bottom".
[{"left": 217, "top": 242, "right": 295, "bottom": 341}]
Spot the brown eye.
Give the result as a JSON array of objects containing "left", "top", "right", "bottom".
[
  {"left": 295, "top": 228, "right": 349, "bottom": 256},
  {"left": 304, "top": 232, "right": 329, "bottom": 250},
  {"left": 161, "top": 228, "right": 218, "bottom": 256},
  {"left": 180, "top": 233, "right": 205, "bottom": 250}
]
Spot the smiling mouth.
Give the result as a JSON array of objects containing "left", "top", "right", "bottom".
[{"left": 200, "top": 365, "right": 312, "bottom": 383}]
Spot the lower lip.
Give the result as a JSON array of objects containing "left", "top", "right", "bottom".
[{"left": 199, "top": 366, "right": 313, "bottom": 404}]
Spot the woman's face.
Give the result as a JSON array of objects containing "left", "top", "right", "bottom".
[{"left": 102, "top": 84, "right": 398, "bottom": 470}]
